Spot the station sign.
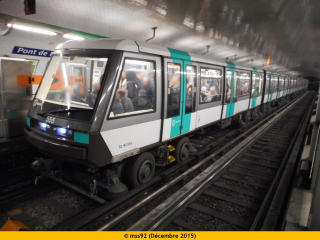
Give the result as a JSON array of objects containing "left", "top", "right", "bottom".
[
  {"left": 17, "top": 75, "right": 42, "bottom": 85},
  {"left": 12, "top": 46, "right": 53, "bottom": 58}
]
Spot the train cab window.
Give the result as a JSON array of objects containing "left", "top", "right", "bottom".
[
  {"left": 109, "top": 59, "right": 156, "bottom": 118},
  {"left": 34, "top": 55, "right": 108, "bottom": 122},
  {"left": 200, "top": 68, "right": 222, "bottom": 103},
  {"left": 238, "top": 72, "right": 250, "bottom": 96},
  {"left": 225, "top": 71, "right": 237, "bottom": 104},
  {"left": 185, "top": 65, "right": 196, "bottom": 114},
  {"left": 265, "top": 74, "right": 270, "bottom": 94},
  {"left": 36, "top": 55, "right": 107, "bottom": 108},
  {"left": 167, "top": 63, "right": 181, "bottom": 118}
]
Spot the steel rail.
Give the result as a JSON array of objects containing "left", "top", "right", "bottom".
[
  {"left": 53, "top": 104, "right": 282, "bottom": 230},
  {"left": 96, "top": 93, "right": 307, "bottom": 231},
  {"left": 126, "top": 92, "right": 309, "bottom": 231},
  {"left": 258, "top": 92, "right": 315, "bottom": 230}
]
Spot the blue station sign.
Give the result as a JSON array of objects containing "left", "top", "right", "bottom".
[{"left": 12, "top": 46, "right": 53, "bottom": 58}]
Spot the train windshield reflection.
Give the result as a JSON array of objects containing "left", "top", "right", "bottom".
[{"left": 35, "top": 55, "right": 108, "bottom": 110}]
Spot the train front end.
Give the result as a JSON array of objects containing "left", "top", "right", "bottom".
[
  {"left": 24, "top": 43, "right": 130, "bottom": 199},
  {"left": 25, "top": 46, "right": 122, "bottom": 168}
]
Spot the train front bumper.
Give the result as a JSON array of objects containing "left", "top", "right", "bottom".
[{"left": 24, "top": 128, "right": 87, "bottom": 161}]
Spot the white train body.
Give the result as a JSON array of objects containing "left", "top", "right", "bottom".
[{"left": 25, "top": 39, "right": 308, "bottom": 169}]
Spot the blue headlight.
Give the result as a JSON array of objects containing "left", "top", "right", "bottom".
[
  {"left": 40, "top": 122, "right": 47, "bottom": 129},
  {"left": 57, "top": 127, "right": 67, "bottom": 135}
]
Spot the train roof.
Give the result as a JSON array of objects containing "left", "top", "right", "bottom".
[
  {"left": 56, "top": 39, "right": 296, "bottom": 76},
  {"left": 55, "top": 39, "right": 255, "bottom": 71}
]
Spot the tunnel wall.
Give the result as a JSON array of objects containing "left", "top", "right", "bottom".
[{"left": 0, "top": 30, "right": 64, "bottom": 75}]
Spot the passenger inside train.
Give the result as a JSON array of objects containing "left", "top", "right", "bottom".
[
  {"left": 110, "top": 59, "right": 156, "bottom": 118},
  {"left": 36, "top": 55, "right": 108, "bottom": 115},
  {"left": 200, "top": 68, "right": 222, "bottom": 103},
  {"left": 186, "top": 67, "right": 196, "bottom": 114}
]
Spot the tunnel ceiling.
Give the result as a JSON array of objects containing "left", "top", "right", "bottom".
[{"left": 1, "top": 0, "right": 320, "bottom": 78}]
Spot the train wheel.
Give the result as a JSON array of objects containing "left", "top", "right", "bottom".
[
  {"left": 125, "top": 152, "right": 155, "bottom": 188},
  {"left": 173, "top": 137, "right": 190, "bottom": 163},
  {"left": 242, "top": 110, "right": 251, "bottom": 124}
]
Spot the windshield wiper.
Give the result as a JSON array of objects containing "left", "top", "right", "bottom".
[{"left": 37, "top": 108, "right": 92, "bottom": 117}]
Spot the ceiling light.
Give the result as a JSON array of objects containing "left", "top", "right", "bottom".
[
  {"left": 86, "top": 58, "right": 108, "bottom": 61},
  {"left": 7, "top": 23, "right": 57, "bottom": 35},
  {"left": 63, "top": 34, "right": 84, "bottom": 40}
]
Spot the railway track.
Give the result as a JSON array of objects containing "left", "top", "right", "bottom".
[
  {"left": 0, "top": 180, "right": 60, "bottom": 207},
  {"left": 0, "top": 123, "right": 237, "bottom": 230},
  {"left": 0, "top": 146, "right": 38, "bottom": 191},
  {"left": 120, "top": 92, "right": 313, "bottom": 231},
  {"left": 0, "top": 177, "right": 99, "bottom": 230},
  {"left": 50, "top": 93, "right": 309, "bottom": 231},
  {"left": 0, "top": 94, "right": 307, "bottom": 231}
]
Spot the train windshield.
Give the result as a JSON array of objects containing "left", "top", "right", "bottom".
[{"left": 34, "top": 54, "right": 108, "bottom": 120}]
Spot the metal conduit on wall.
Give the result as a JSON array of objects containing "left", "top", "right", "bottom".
[
  {"left": 283, "top": 88, "right": 320, "bottom": 230},
  {"left": 308, "top": 87, "right": 320, "bottom": 230}
]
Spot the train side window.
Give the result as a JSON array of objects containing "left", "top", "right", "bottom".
[
  {"left": 238, "top": 72, "right": 250, "bottom": 96},
  {"left": 279, "top": 78, "right": 284, "bottom": 91},
  {"left": 250, "top": 72, "right": 262, "bottom": 97},
  {"left": 271, "top": 75, "right": 277, "bottom": 93},
  {"left": 185, "top": 65, "right": 196, "bottom": 114},
  {"left": 265, "top": 74, "right": 270, "bottom": 94},
  {"left": 200, "top": 67, "right": 222, "bottom": 104},
  {"left": 225, "top": 71, "right": 236, "bottom": 104},
  {"left": 258, "top": 74, "right": 262, "bottom": 95},
  {"left": 167, "top": 63, "right": 181, "bottom": 118},
  {"left": 109, "top": 58, "right": 156, "bottom": 118}
]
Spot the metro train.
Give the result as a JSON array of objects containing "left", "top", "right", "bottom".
[{"left": 24, "top": 39, "right": 308, "bottom": 197}]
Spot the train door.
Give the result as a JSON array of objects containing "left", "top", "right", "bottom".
[
  {"left": 249, "top": 68, "right": 262, "bottom": 109},
  {"left": 162, "top": 57, "right": 197, "bottom": 141},
  {"left": 237, "top": 70, "right": 251, "bottom": 112},
  {"left": 222, "top": 61, "right": 238, "bottom": 119},
  {"left": 181, "top": 62, "right": 197, "bottom": 134}
]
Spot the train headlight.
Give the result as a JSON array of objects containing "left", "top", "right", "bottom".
[
  {"left": 37, "top": 121, "right": 72, "bottom": 137},
  {"left": 56, "top": 127, "right": 73, "bottom": 137},
  {"left": 39, "top": 122, "right": 47, "bottom": 129},
  {"left": 58, "top": 127, "right": 66, "bottom": 135}
]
